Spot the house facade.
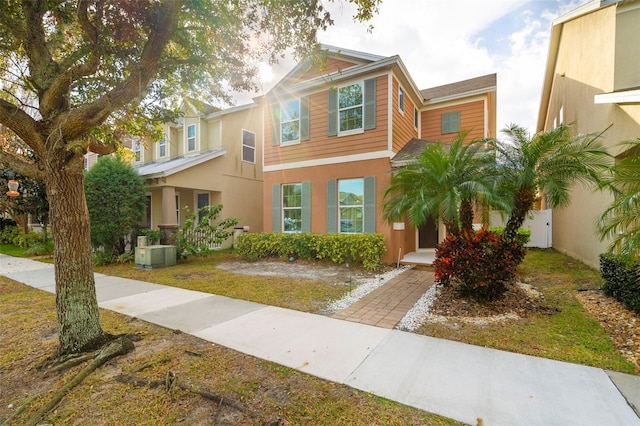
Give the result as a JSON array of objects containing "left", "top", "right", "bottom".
[
  {"left": 537, "top": 0, "right": 640, "bottom": 268},
  {"left": 261, "top": 46, "right": 496, "bottom": 264},
  {"left": 131, "top": 100, "right": 263, "bottom": 248}
]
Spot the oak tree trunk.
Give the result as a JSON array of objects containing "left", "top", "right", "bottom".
[{"left": 45, "top": 152, "right": 107, "bottom": 355}]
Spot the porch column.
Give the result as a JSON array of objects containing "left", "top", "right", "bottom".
[{"left": 159, "top": 186, "right": 178, "bottom": 245}]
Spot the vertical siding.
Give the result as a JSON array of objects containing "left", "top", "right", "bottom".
[
  {"left": 421, "top": 100, "right": 486, "bottom": 142},
  {"left": 391, "top": 76, "right": 419, "bottom": 152},
  {"left": 264, "top": 75, "right": 389, "bottom": 167}
]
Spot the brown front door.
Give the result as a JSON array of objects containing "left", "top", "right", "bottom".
[{"left": 418, "top": 216, "right": 438, "bottom": 249}]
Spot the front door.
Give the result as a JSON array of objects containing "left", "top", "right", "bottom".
[{"left": 418, "top": 216, "right": 438, "bottom": 249}]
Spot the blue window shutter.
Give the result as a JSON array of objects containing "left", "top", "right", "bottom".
[
  {"left": 364, "top": 78, "right": 376, "bottom": 130},
  {"left": 326, "top": 179, "right": 337, "bottom": 233},
  {"left": 271, "top": 105, "right": 280, "bottom": 146},
  {"left": 300, "top": 96, "right": 310, "bottom": 141},
  {"left": 272, "top": 184, "right": 281, "bottom": 232},
  {"left": 301, "top": 181, "right": 311, "bottom": 232},
  {"left": 363, "top": 176, "right": 376, "bottom": 233},
  {"left": 327, "top": 88, "right": 337, "bottom": 137}
]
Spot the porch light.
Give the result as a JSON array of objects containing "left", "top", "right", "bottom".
[{"left": 6, "top": 179, "right": 19, "bottom": 197}]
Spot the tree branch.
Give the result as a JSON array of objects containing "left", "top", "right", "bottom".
[
  {"left": 55, "top": 0, "right": 181, "bottom": 140},
  {"left": 0, "top": 98, "right": 45, "bottom": 156},
  {"left": 21, "top": 0, "right": 60, "bottom": 92},
  {"left": 0, "top": 151, "right": 42, "bottom": 179}
]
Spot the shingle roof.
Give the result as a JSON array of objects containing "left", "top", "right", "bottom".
[
  {"left": 420, "top": 73, "right": 497, "bottom": 101},
  {"left": 134, "top": 147, "right": 226, "bottom": 178},
  {"left": 391, "top": 138, "right": 441, "bottom": 166}
]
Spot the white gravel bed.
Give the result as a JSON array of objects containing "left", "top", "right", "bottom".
[
  {"left": 320, "top": 265, "right": 410, "bottom": 315},
  {"left": 396, "top": 284, "right": 440, "bottom": 331}
]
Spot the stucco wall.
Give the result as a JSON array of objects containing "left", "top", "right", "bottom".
[{"left": 546, "top": 4, "right": 640, "bottom": 268}]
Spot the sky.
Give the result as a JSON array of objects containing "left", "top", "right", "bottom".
[{"left": 236, "top": 0, "right": 593, "bottom": 136}]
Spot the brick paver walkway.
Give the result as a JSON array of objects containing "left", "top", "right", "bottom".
[{"left": 331, "top": 267, "right": 435, "bottom": 329}]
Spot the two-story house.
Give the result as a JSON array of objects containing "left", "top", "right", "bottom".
[
  {"left": 261, "top": 45, "right": 496, "bottom": 264},
  {"left": 537, "top": 0, "right": 640, "bottom": 268},
  {"left": 132, "top": 99, "right": 263, "bottom": 247}
]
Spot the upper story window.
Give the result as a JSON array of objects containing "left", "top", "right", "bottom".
[
  {"left": 414, "top": 107, "right": 419, "bottom": 129},
  {"left": 158, "top": 134, "right": 167, "bottom": 158},
  {"left": 280, "top": 99, "right": 300, "bottom": 144},
  {"left": 242, "top": 129, "right": 256, "bottom": 163},
  {"left": 187, "top": 124, "right": 196, "bottom": 152},
  {"left": 338, "top": 178, "right": 364, "bottom": 233},
  {"left": 282, "top": 183, "right": 302, "bottom": 233},
  {"left": 441, "top": 111, "right": 460, "bottom": 134},
  {"left": 133, "top": 139, "right": 142, "bottom": 162},
  {"left": 338, "top": 82, "right": 364, "bottom": 134},
  {"left": 398, "top": 86, "right": 405, "bottom": 112}
]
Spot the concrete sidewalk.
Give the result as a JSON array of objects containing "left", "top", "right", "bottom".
[{"left": 2, "top": 254, "right": 639, "bottom": 426}]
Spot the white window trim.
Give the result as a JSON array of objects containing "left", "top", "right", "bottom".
[
  {"left": 158, "top": 134, "right": 168, "bottom": 159},
  {"left": 398, "top": 86, "right": 405, "bottom": 114},
  {"left": 282, "top": 183, "right": 302, "bottom": 233},
  {"left": 337, "top": 81, "right": 364, "bottom": 136},
  {"left": 186, "top": 123, "right": 197, "bottom": 153},
  {"left": 280, "top": 99, "right": 301, "bottom": 146},
  {"left": 242, "top": 129, "right": 257, "bottom": 163}
]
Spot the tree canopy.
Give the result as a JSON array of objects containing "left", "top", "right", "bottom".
[{"left": 0, "top": 0, "right": 382, "bottom": 355}]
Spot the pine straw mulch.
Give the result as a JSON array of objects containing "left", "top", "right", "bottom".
[{"left": 576, "top": 290, "right": 640, "bottom": 372}]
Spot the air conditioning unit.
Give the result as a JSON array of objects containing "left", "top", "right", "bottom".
[{"left": 135, "top": 245, "right": 176, "bottom": 269}]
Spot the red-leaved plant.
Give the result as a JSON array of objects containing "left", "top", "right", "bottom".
[{"left": 434, "top": 228, "right": 526, "bottom": 301}]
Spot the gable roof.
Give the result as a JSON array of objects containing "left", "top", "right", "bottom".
[
  {"left": 537, "top": 0, "right": 623, "bottom": 132},
  {"left": 134, "top": 147, "right": 226, "bottom": 179},
  {"left": 266, "top": 45, "right": 424, "bottom": 106},
  {"left": 420, "top": 74, "right": 497, "bottom": 104}
]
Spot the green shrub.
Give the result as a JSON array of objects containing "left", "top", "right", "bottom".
[
  {"left": 434, "top": 228, "right": 527, "bottom": 301},
  {"left": 176, "top": 204, "right": 238, "bottom": 259},
  {"left": 92, "top": 250, "right": 115, "bottom": 266},
  {"left": 235, "top": 232, "right": 386, "bottom": 270},
  {"left": 0, "top": 218, "right": 17, "bottom": 232},
  {"left": 599, "top": 253, "right": 640, "bottom": 314},
  {"left": 0, "top": 225, "right": 20, "bottom": 244},
  {"left": 24, "top": 241, "right": 53, "bottom": 256},
  {"left": 489, "top": 226, "right": 531, "bottom": 246}
]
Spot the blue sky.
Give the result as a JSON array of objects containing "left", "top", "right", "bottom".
[{"left": 237, "top": 0, "right": 592, "bottom": 137}]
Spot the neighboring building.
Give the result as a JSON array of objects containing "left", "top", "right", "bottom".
[
  {"left": 537, "top": 0, "right": 640, "bottom": 268},
  {"left": 132, "top": 100, "right": 263, "bottom": 248},
  {"left": 261, "top": 45, "right": 496, "bottom": 264}
]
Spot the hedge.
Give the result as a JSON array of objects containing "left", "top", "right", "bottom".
[
  {"left": 599, "top": 253, "right": 640, "bottom": 314},
  {"left": 235, "top": 232, "right": 386, "bottom": 270}
]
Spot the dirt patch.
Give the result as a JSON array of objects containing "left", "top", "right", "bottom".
[{"left": 215, "top": 258, "right": 381, "bottom": 284}]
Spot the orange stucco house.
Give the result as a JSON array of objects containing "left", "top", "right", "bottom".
[{"left": 260, "top": 46, "right": 496, "bottom": 264}]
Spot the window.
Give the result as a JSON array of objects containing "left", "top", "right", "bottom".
[
  {"left": 196, "top": 192, "right": 209, "bottom": 223},
  {"left": 187, "top": 124, "right": 196, "bottom": 152},
  {"left": 338, "top": 82, "right": 364, "bottom": 133},
  {"left": 441, "top": 111, "right": 460, "bottom": 134},
  {"left": 83, "top": 156, "right": 88, "bottom": 171},
  {"left": 133, "top": 139, "right": 142, "bottom": 162},
  {"left": 398, "top": 87, "right": 405, "bottom": 112},
  {"left": 282, "top": 183, "right": 302, "bottom": 232},
  {"left": 280, "top": 99, "right": 300, "bottom": 144},
  {"left": 242, "top": 129, "right": 256, "bottom": 163},
  {"left": 414, "top": 107, "right": 419, "bottom": 129},
  {"left": 338, "top": 179, "right": 364, "bottom": 233},
  {"left": 158, "top": 134, "right": 167, "bottom": 158}
]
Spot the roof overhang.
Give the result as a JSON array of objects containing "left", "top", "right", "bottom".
[
  {"left": 135, "top": 147, "right": 226, "bottom": 179},
  {"left": 594, "top": 88, "right": 640, "bottom": 104}
]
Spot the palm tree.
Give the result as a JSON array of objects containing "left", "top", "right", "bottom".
[
  {"left": 597, "top": 139, "right": 640, "bottom": 258},
  {"left": 383, "top": 131, "right": 502, "bottom": 236},
  {"left": 491, "top": 124, "right": 611, "bottom": 241}
]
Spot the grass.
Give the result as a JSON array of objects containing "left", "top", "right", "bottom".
[
  {"left": 415, "top": 248, "right": 636, "bottom": 374},
  {"left": 0, "top": 276, "right": 458, "bottom": 425},
  {"left": 95, "top": 250, "right": 349, "bottom": 313},
  {"left": 0, "top": 243, "right": 29, "bottom": 257}
]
